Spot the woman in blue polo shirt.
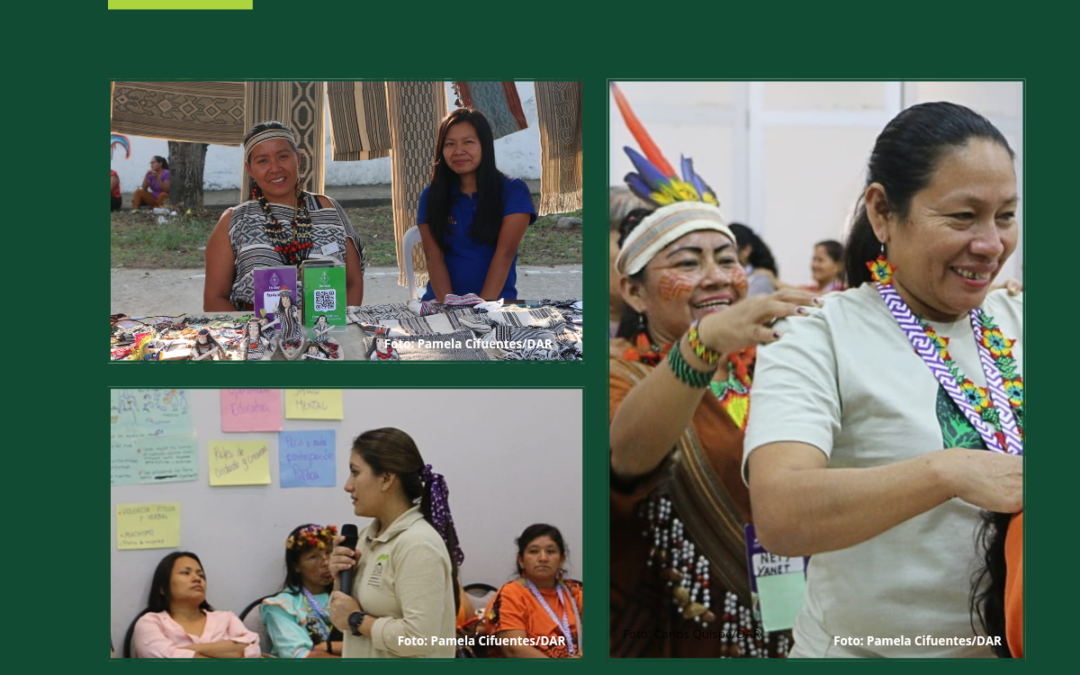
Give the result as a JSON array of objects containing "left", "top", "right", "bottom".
[{"left": 418, "top": 108, "right": 537, "bottom": 302}]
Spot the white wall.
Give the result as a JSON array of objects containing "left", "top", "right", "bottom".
[
  {"left": 609, "top": 81, "right": 1024, "bottom": 285},
  {"left": 110, "top": 82, "right": 541, "bottom": 193},
  {"left": 109, "top": 388, "right": 582, "bottom": 651}
]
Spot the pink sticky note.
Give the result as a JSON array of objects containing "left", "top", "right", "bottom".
[{"left": 220, "top": 390, "right": 284, "bottom": 432}]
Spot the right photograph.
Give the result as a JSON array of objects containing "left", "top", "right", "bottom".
[{"left": 609, "top": 81, "right": 1023, "bottom": 658}]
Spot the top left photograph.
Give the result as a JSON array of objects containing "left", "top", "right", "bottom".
[{"left": 110, "top": 81, "right": 583, "bottom": 362}]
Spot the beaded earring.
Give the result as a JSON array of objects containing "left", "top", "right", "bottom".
[{"left": 867, "top": 242, "right": 895, "bottom": 285}]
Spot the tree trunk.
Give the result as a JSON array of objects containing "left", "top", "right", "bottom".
[{"left": 167, "top": 141, "right": 208, "bottom": 213}]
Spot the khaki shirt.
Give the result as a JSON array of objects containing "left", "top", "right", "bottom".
[{"left": 342, "top": 506, "right": 456, "bottom": 658}]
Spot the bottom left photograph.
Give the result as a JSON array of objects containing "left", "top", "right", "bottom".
[{"left": 110, "top": 388, "right": 583, "bottom": 659}]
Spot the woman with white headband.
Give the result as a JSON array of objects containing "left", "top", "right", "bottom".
[
  {"left": 203, "top": 121, "right": 367, "bottom": 311},
  {"left": 608, "top": 84, "right": 817, "bottom": 658}
]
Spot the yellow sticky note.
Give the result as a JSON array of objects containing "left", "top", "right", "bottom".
[
  {"left": 116, "top": 503, "right": 180, "bottom": 550},
  {"left": 285, "top": 390, "right": 343, "bottom": 420},
  {"left": 208, "top": 440, "right": 272, "bottom": 486}
]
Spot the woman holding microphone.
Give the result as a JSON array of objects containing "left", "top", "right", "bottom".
[{"left": 328, "top": 428, "right": 463, "bottom": 658}]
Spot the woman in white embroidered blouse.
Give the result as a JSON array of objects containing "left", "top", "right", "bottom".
[{"left": 744, "top": 102, "right": 1024, "bottom": 658}]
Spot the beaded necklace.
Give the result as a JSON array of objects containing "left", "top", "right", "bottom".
[
  {"left": 870, "top": 257, "right": 1023, "bottom": 454},
  {"left": 253, "top": 182, "right": 314, "bottom": 265},
  {"left": 918, "top": 314, "right": 1024, "bottom": 448},
  {"left": 300, "top": 588, "right": 331, "bottom": 641},
  {"left": 709, "top": 348, "right": 755, "bottom": 431},
  {"left": 621, "top": 331, "right": 671, "bottom": 366},
  {"left": 523, "top": 578, "right": 576, "bottom": 655},
  {"left": 622, "top": 333, "right": 755, "bottom": 430}
]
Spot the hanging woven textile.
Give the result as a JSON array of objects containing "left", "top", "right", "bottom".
[
  {"left": 242, "top": 81, "right": 326, "bottom": 195},
  {"left": 387, "top": 81, "right": 447, "bottom": 288},
  {"left": 111, "top": 81, "right": 246, "bottom": 146},
  {"left": 451, "top": 82, "right": 528, "bottom": 140},
  {"left": 327, "top": 81, "right": 392, "bottom": 161},
  {"left": 534, "top": 81, "right": 583, "bottom": 215}
]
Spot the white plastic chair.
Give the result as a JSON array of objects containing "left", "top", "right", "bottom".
[{"left": 402, "top": 225, "right": 422, "bottom": 300}]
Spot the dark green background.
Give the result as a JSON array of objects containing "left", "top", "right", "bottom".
[{"left": 28, "top": 0, "right": 1063, "bottom": 666}]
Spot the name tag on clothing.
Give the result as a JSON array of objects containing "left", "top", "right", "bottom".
[
  {"left": 745, "top": 524, "right": 808, "bottom": 632},
  {"left": 367, "top": 554, "right": 389, "bottom": 587}
]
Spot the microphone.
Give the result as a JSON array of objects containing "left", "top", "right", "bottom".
[{"left": 338, "top": 524, "right": 359, "bottom": 593}]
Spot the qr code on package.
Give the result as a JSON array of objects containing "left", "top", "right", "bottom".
[{"left": 313, "top": 289, "right": 337, "bottom": 312}]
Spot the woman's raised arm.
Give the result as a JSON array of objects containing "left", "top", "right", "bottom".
[{"left": 611, "top": 291, "right": 815, "bottom": 479}]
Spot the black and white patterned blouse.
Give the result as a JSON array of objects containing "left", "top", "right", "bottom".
[{"left": 227, "top": 195, "right": 366, "bottom": 308}]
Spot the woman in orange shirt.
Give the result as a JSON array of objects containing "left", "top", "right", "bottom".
[{"left": 485, "top": 524, "right": 583, "bottom": 658}]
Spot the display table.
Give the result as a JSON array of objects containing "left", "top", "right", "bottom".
[{"left": 110, "top": 300, "right": 583, "bottom": 362}]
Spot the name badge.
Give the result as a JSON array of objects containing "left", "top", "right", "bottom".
[
  {"left": 321, "top": 242, "right": 340, "bottom": 256},
  {"left": 744, "top": 524, "right": 808, "bottom": 632}
]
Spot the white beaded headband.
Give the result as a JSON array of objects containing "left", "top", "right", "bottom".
[
  {"left": 616, "top": 202, "right": 735, "bottom": 276},
  {"left": 244, "top": 127, "right": 297, "bottom": 160}
]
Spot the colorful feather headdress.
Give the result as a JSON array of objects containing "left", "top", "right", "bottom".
[
  {"left": 612, "top": 83, "right": 733, "bottom": 276},
  {"left": 611, "top": 83, "right": 718, "bottom": 208}
]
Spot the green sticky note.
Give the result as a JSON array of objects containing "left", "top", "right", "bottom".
[{"left": 757, "top": 572, "right": 807, "bottom": 633}]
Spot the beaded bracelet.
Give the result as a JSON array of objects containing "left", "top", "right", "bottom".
[
  {"left": 667, "top": 339, "right": 717, "bottom": 388},
  {"left": 688, "top": 319, "right": 722, "bottom": 366}
]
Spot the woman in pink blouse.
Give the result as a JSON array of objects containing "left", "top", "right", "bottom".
[{"left": 132, "top": 551, "right": 260, "bottom": 658}]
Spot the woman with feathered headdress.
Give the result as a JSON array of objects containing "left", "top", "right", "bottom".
[{"left": 609, "top": 84, "right": 818, "bottom": 658}]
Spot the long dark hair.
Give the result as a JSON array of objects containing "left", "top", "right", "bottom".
[
  {"left": 728, "top": 223, "right": 778, "bottom": 276},
  {"left": 845, "top": 102, "right": 1014, "bottom": 287},
  {"left": 152, "top": 155, "right": 169, "bottom": 171},
  {"left": 614, "top": 208, "right": 655, "bottom": 339},
  {"left": 352, "top": 428, "right": 463, "bottom": 612},
  {"left": 424, "top": 108, "right": 504, "bottom": 251},
  {"left": 971, "top": 511, "right": 1012, "bottom": 657},
  {"left": 514, "top": 523, "right": 568, "bottom": 578},
  {"left": 147, "top": 551, "right": 213, "bottom": 614}
]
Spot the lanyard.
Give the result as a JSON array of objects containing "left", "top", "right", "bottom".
[
  {"left": 877, "top": 282, "right": 1022, "bottom": 455},
  {"left": 524, "top": 579, "right": 575, "bottom": 655},
  {"left": 300, "top": 589, "right": 331, "bottom": 640}
]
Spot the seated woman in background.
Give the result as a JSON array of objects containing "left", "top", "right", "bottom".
[
  {"left": 807, "top": 239, "right": 845, "bottom": 292},
  {"left": 261, "top": 524, "right": 342, "bottom": 658},
  {"left": 132, "top": 156, "right": 170, "bottom": 210},
  {"left": 133, "top": 551, "right": 260, "bottom": 658},
  {"left": 111, "top": 170, "right": 122, "bottom": 211},
  {"left": 728, "top": 222, "right": 780, "bottom": 296},
  {"left": 485, "top": 524, "right": 583, "bottom": 658},
  {"left": 418, "top": 108, "right": 536, "bottom": 302}
]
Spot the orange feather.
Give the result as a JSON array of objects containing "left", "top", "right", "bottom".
[{"left": 610, "top": 83, "right": 676, "bottom": 178}]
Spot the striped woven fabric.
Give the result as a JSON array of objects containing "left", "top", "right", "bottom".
[
  {"left": 387, "top": 81, "right": 447, "bottom": 287},
  {"left": 452, "top": 82, "right": 528, "bottom": 139},
  {"left": 110, "top": 81, "right": 246, "bottom": 145},
  {"left": 241, "top": 81, "right": 326, "bottom": 195},
  {"left": 534, "top": 81, "right": 583, "bottom": 215},
  {"left": 327, "top": 82, "right": 392, "bottom": 161}
]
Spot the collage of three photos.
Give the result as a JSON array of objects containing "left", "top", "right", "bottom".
[{"left": 110, "top": 79, "right": 1023, "bottom": 659}]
